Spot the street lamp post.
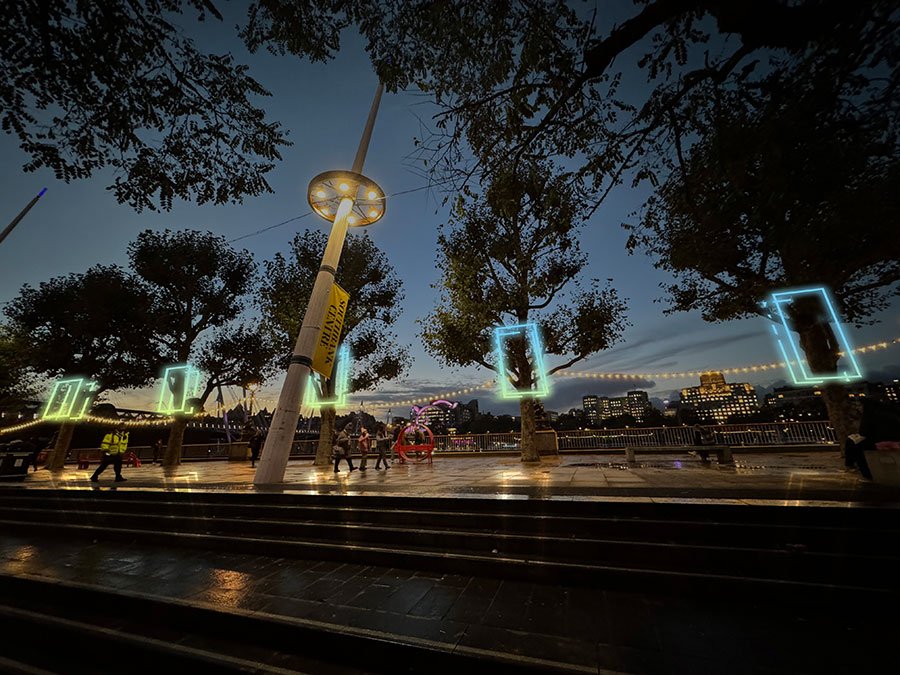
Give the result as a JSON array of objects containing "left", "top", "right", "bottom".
[
  {"left": 254, "top": 83, "right": 386, "bottom": 485},
  {"left": 0, "top": 188, "right": 47, "bottom": 247}
]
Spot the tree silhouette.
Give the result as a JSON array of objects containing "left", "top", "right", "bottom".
[
  {"left": 4, "top": 266, "right": 160, "bottom": 468},
  {"left": 422, "top": 161, "right": 628, "bottom": 461},
  {"left": 625, "top": 67, "right": 900, "bottom": 445},
  {"left": 2, "top": 0, "right": 288, "bottom": 211},
  {"left": 257, "top": 229, "right": 410, "bottom": 465}
]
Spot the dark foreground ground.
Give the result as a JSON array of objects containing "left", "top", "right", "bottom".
[{"left": 0, "top": 453, "right": 897, "bottom": 674}]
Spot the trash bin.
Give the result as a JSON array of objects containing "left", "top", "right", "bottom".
[{"left": 0, "top": 444, "right": 34, "bottom": 481}]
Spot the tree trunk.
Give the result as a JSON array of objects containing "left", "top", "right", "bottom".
[
  {"left": 798, "top": 325, "right": 860, "bottom": 453},
  {"left": 163, "top": 417, "right": 189, "bottom": 467},
  {"left": 315, "top": 405, "right": 337, "bottom": 466},
  {"left": 45, "top": 422, "right": 76, "bottom": 471},
  {"left": 520, "top": 397, "right": 540, "bottom": 463}
]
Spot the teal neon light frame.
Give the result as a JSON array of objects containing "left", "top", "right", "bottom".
[
  {"left": 493, "top": 322, "right": 551, "bottom": 399},
  {"left": 41, "top": 377, "right": 99, "bottom": 420},
  {"left": 303, "top": 344, "right": 351, "bottom": 410},
  {"left": 761, "top": 286, "right": 863, "bottom": 385},
  {"left": 156, "top": 364, "right": 202, "bottom": 414}
]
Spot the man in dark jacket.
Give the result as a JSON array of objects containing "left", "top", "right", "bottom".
[
  {"left": 334, "top": 423, "right": 356, "bottom": 473},
  {"left": 845, "top": 397, "right": 900, "bottom": 479},
  {"left": 248, "top": 430, "right": 264, "bottom": 468}
]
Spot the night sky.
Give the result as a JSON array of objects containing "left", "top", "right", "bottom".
[{"left": 1, "top": 5, "right": 897, "bottom": 417}]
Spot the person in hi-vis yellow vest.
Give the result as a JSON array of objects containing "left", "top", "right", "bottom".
[{"left": 91, "top": 426, "right": 130, "bottom": 482}]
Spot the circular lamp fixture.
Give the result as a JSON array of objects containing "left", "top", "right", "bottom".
[{"left": 307, "top": 170, "right": 385, "bottom": 227}]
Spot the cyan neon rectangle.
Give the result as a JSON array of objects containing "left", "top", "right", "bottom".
[
  {"left": 764, "top": 287, "right": 863, "bottom": 385},
  {"left": 303, "top": 344, "right": 350, "bottom": 410},
  {"left": 157, "top": 365, "right": 201, "bottom": 414},
  {"left": 493, "top": 322, "right": 550, "bottom": 399}
]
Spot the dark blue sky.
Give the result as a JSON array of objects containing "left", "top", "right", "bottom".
[{"left": 1, "top": 6, "right": 897, "bottom": 416}]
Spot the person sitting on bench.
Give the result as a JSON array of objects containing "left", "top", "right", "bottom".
[{"left": 692, "top": 424, "right": 715, "bottom": 462}]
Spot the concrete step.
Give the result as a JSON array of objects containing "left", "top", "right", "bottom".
[
  {"left": 6, "top": 486, "right": 900, "bottom": 527},
  {"left": 1, "top": 490, "right": 896, "bottom": 555},
  {"left": 2, "top": 489, "right": 897, "bottom": 602},
  {"left": 1, "top": 517, "right": 895, "bottom": 609},
  {"left": 2, "top": 505, "right": 895, "bottom": 589},
  {"left": 0, "top": 572, "right": 586, "bottom": 674}
]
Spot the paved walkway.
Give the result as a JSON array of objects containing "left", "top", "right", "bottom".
[{"left": 11, "top": 450, "right": 900, "bottom": 505}]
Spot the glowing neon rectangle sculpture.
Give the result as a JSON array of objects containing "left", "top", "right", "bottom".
[
  {"left": 42, "top": 377, "right": 99, "bottom": 420},
  {"left": 303, "top": 344, "right": 351, "bottom": 410},
  {"left": 761, "top": 287, "right": 863, "bottom": 385},
  {"left": 157, "top": 365, "right": 202, "bottom": 414},
  {"left": 493, "top": 322, "right": 550, "bottom": 399}
]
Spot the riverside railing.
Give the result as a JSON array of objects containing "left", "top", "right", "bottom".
[
  {"left": 69, "top": 421, "right": 837, "bottom": 462},
  {"left": 553, "top": 421, "right": 836, "bottom": 450},
  {"left": 430, "top": 421, "right": 836, "bottom": 453}
]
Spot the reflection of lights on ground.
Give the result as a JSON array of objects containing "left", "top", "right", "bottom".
[
  {"left": 163, "top": 472, "right": 200, "bottom": 483},
  {"left": 13, "top": 545, "right": 38, "bottom": 560},
  {"left": 2, "top": 545, "right": 39, "bottom": 575},
  {"left": 210, "top": 568, "right": 252, "bottom": 589}
]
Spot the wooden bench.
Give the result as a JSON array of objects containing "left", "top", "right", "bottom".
[{"left": 625, "top": 445, "right": 733, "bottom": 464}]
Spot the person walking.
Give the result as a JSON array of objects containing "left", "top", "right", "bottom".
[
  {"left": 390, "top": 423, "right": 403, "bottom": 464},
  {"left": 151, "top": 438, "right": 164, "bottom": 464},
  {"left": 333, "top": 423, "right": 356, "bottom": 473},
  {"left": 248, "top": 430, "right": 264, "bottom": 468},
  {"left": 358, "top": 426, "right": 371, "bottom": 471},
  {"left": 374, "top": 424, "right": 390, "bottom": 470},
  {"left": 91, "top": 426, "right": 130, "bottom": 482}
]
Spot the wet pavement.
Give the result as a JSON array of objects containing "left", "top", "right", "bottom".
[
  {"left": 4, "top": 452, "right": 898, "bottom": 673},
  {"left": 1, "top": 533, "right": 891, "bottom": 674},
  {"left": 9, "top": 450, "right": 899, "bottom": 506}
]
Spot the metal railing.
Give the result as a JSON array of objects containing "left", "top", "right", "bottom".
[
  {"left": 556, "top": 421, "right": 836, "bottom": 450},
  {"left": 429, "top": 421, "right": 836, "bottom": 453},
  {"left": 289, "top": 439, "right": 321, "bottom": 456},
  {"left": 430, "top": 433, "right": 522, "bottom": 453},
  {"left": 67, "top": 422, "right": 837, "bottom": 462}
]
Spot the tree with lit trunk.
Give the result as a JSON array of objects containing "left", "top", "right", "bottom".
[
  {"left": 625, "top": 69, "right": 900, "bottom": 448},
  {"left": 128, "top": 229, "right": 261, "bottom": 467},
  {"left": 422, "top": 161, "right": 629, "bottom": 462},
  {"left": 257, "top": 229, "right": 410, "bottom": 466},
  {"left": 4, "top": 266, "right": 159, "bottom": 469}
]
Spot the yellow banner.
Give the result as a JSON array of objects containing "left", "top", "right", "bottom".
[{"left": 311, "top": 283, "right": 350, "bottom": 379}]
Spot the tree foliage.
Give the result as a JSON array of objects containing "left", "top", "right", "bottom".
[
  {"left": 129, "top": 229, "right": 255, "bottom": 364},
  {"left": 1, "top": 0, "right": 289, "bottom": 211},
  {"left": 128, "top": 229, "right": 275, "bottom": 464},
  {"left": 258, "top": 229, "right": 411, "bottom": 466},
  {"left": 0, "top": 325, "right": 37, "bottom": 406},
  {"left": 3, "top": 265, "right": 161, "bottom": 467},
  {"left": 625, "top": 64, "right": 900, "bottom": 442},
  {"left": 244, "top": 1, "right": 897, "bottom": 200},
  {"left": 422, "top": 161, "right": 628, "bottom": 460},
  {"left": 627, "top": 77, "right": 900, "bottom": 325},
  {"left": 3, "top": 265, "right": 160, "bottom": 395},
  {"left": 257, "top": 229, "right": 411, "bottom": 394},
  {"left": 195, "top": 323, "right": 280, "bottom": 402},
  {"left": 424, "top": 161, "right": 628, "bottom": 375}
]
